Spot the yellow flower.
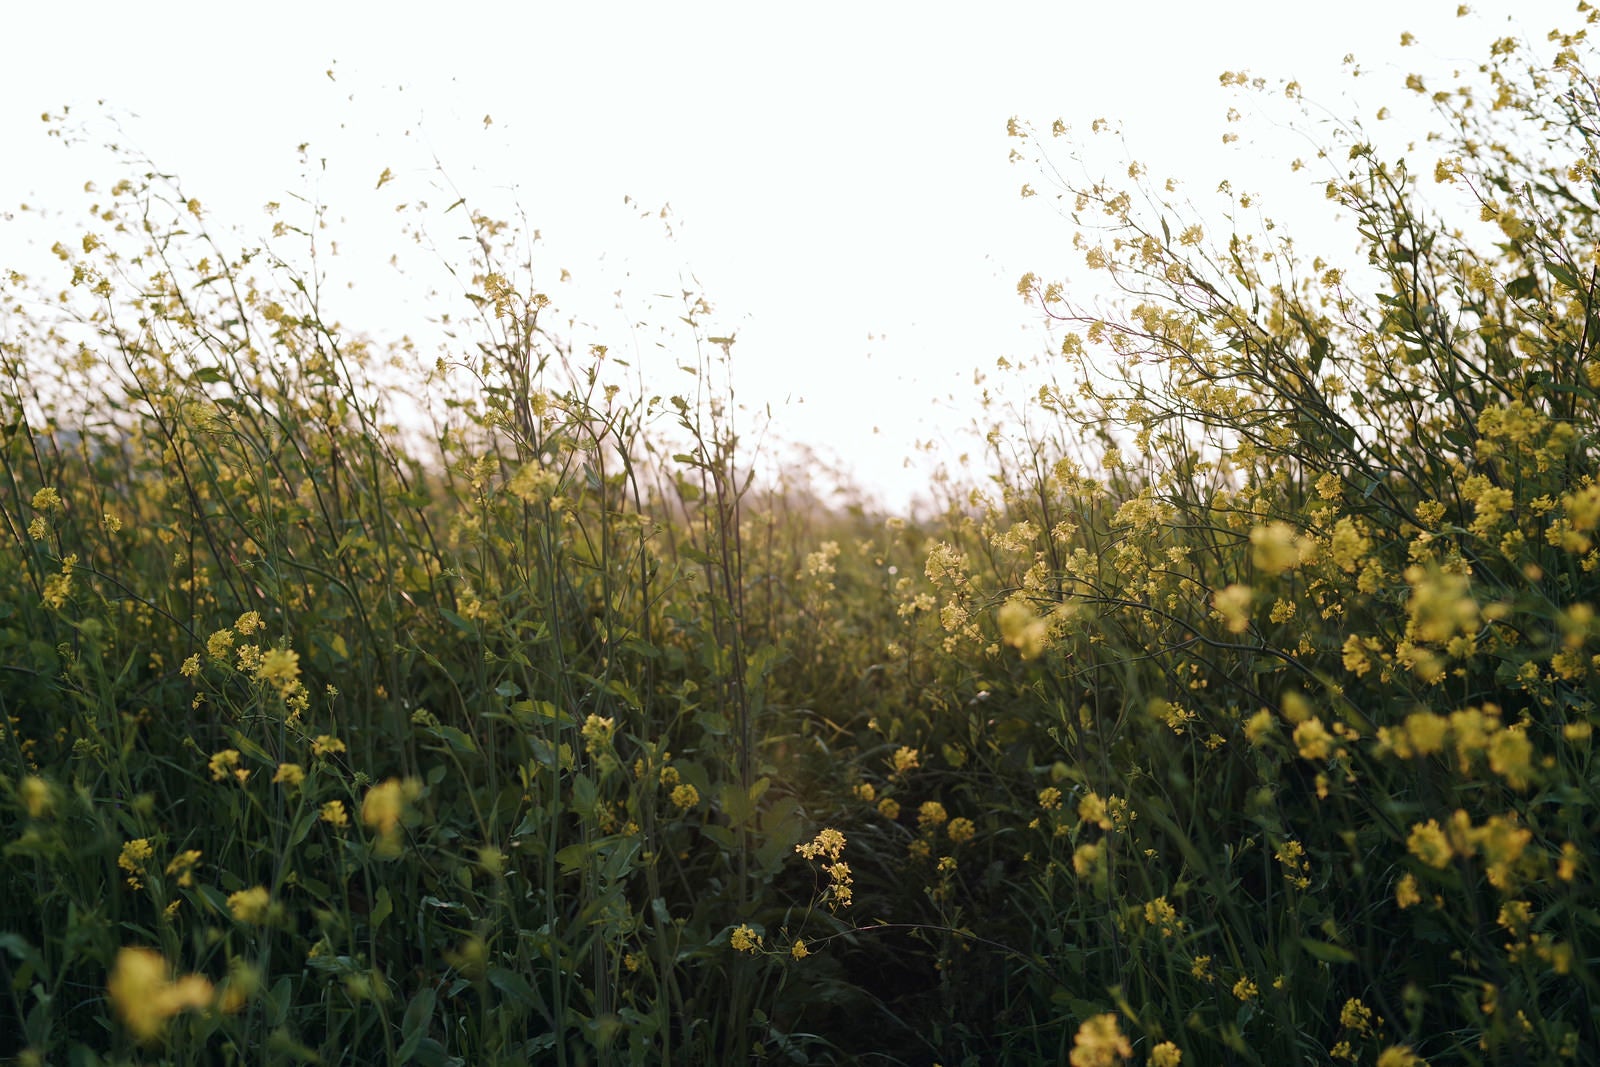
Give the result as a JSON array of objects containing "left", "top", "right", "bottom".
[
  {"left": 227, "top": 886, "right": 272, "bottom": 924},
  {"left": 1038, "top": 787, "right": 1062, "bottom": 811},
  {"left": 947, "top": 817, "right": 976, "bottom": 845},
  {"left": 1069, "top": 1013, "right": 1131, "bottom": 1067},
  {"left": 272, "top": 763, "right": 305, "bottom": 787},
  {"left": 1376, "top": 1046, "right": 1425, "bottom": 1067},
  {"left": 790, "top": 938, "right": 808, "bottom": 960},
  {"left": 998, "top": 599, "right": 1050, "bottom": 659},
  {"left": 917, "top": 801, "right": 948, "bottom": 830},
  {"left": 1213, "top": 583, "right": 1253, "bottom": 634},
  {"left": 119, "top": 839, "right": 155, "bottom": 890},
  {"left": 796, "top": 828, "right": 847, "bottom": 860},
  {"left": 1395, "top": 873, "right": 1422, "bottom": 908},
  {"left": 877, "top": 796, "right": 901, "bottom": 820},
  {"left": 730, "top": 924, "right": 761, "bottom": 953},
  {"left": 320, "top": 800, "right": 349, "bottom": 828},
  {"left": 164, "top": 850, "right": 202, "bottom": 888},
  {"left": 1250, "top": 521, "right": 1304, "bottom": 576},
  {"left": 1407, "top": 820, "right": 1454, "bottom": 868},
  {"left": 179, "top": 655, "right": 201, "bottom": 678},
  {"left": 890, "top": 746, "right": 920, "bottom": 776},
  {"left": 361, "top": 779, "right": 402, "bottom": 834},
  {"left": 19, "top": 775, "right": 53, "bottom": 818},
  {"left": 208, "top": 749, "right": 242, "bottom": 782},
  {"left": 1073, "top": 842, "right": 1105, "bottom": 878},
  {"left": 31, "top": 487, "right": 62, "bottom": 512},
  {"left": 581, "top": 714, "right": 615, "bottom": 756},
  {"left": 312, "top": 735, "right": 346, "bottom": 758},
  {"left": 1232, "top": 977, "right": 1259, "bottom": 1001},
  {"left": 670, "top": 783, "right": 700, "bottom": 811},
  {"left": 206, "top": 628, "right": 235, "bottom": 662},
  {"left": 107, "top": 947, "right": 214, "bottom": 1043},
  {"left": 1293, "top": 718, "right": 1334, "bottom": 761},
  {"left": 1403, "top": 712, "right": 1450, "bottom": 757},
  {"left": 234, "top": 611, "right": 263, "bottom": 635},
  {"left": 853, "top": 782, "right": 875, "bottom": 802},
  {"left": 1487, "top": 727, "right": 1534, "bottom": 790},
  {"left": 1078, "top": 792, "right": 1112, "bottom": 830},
  {"left": 1341, "top": 997, "right": 1374, "bottom": 1034},
  {"left": 253, "top": 648, "right": 300, "bottom": 695},
  {"left": 1150, "top": 1041, "right": 1183, "bottom": 1067},
  {"left": 1144, "top": 896, "right": 1184, "bottom": 937}
]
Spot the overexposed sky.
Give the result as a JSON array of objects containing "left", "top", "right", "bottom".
[{"left": 2, "top": 2, "right": 1580, "bottom": 510}]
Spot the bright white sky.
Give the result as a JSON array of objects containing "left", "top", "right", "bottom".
[{"left": 1, "top": 1, "right": 1580, "bottom": 511}]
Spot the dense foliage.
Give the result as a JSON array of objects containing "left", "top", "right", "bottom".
[{"left": 3, "top": 10, "right": 1599, "bottom": 1065}]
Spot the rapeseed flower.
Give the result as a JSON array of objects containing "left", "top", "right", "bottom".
[
  {"left": 1144, "top": 896, "right": 1184, "bottom": 937},
  {"left": 1150, "top": 1041, "right": 1183, "bottom": 1067},
  {"left": 1212, "top": 584, "right": 1253, "bottom": 634},
  {"left": 1407, "top": 820, "right": 1454, "bottom": 868},
  {"left": 208, "top": 749, "right": 244, "bottom": 783},
  {"left": 1069, "top": 1013, "right": 1131, "bottom": 1067},
  {"left": 796, "top": 828, "right": 846, "bottom": 860},
  {"left": 19, "top": 775, "right": 53, "bottom": 818},
  {"left": 917, "top": 801, "right": 948, "bottom": 830},
  {"left": 119, "top": 838, "right": 155, "bottom": 890},
  {"left": 107, "top": 947, "right": 213, "bottom": 1043},
  {"left": 320, "top": 800, "right": 349, "bottom": 828},
  {"left": 361, "top": 777, "right": 411, "bottom": 834},
  {"left": 581, "top": 714, "right": 614, "bottom": 756},
  {"left": 730, "top": 924, "right": 762, "bottom": 953},
  {"left": 890, "top": 746, "right": 920, "bottom": 776},
  {"left": 206, "top": 628, "right": 234, "bottom": 662},
  {"left": 164, "top": 850, "right": 202, "bottom": 888},
  {"left": 947, "top": 817, "right": 976, "bottom": 845},
  {"left": 670, "top": 784, "right": 699, "bottom": 811},
  {"left": 253, "top": 647, "right": 300, "bottom": 696},
  {"left": 227, "top": 886, "right": 272, "bottom": 924},
  {"left": 1073, "top": 842, "right": 1105, "bottom": 878}
]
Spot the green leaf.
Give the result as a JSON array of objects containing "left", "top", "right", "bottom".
[
  {"left": 438, "top": 608, "right": 474, "bottom": 633},
  {"left": 371, "top": 886, "right": 393, "bottom": 931},
  {"left": 555, "top": 841, "right": 596, "bottom": 875},
  {"left": 701, "top": 824, "right": 737, "bottom": 850},
  {"left": 1547, "top": 261, "right": 1580, "bottom": 290},
  {"left": 397, "top": 985, "right": 436, "bottom": 1062},
  {"left": 488, "top": 965, "right": 538, "bottom": 1007},
  {"left": 1299, "top": 938, "right": 1355, "bottom": 964},
  {"left": 265, "top": 976, "right": 292, "bottom": 1028},
  {"left": 425, "top": 724, "right": 478, "bottom": 755}
]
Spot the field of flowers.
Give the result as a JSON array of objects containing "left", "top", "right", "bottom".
[{"left": 4, "top": 14, "right": 1600, "bottom": 1067}]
